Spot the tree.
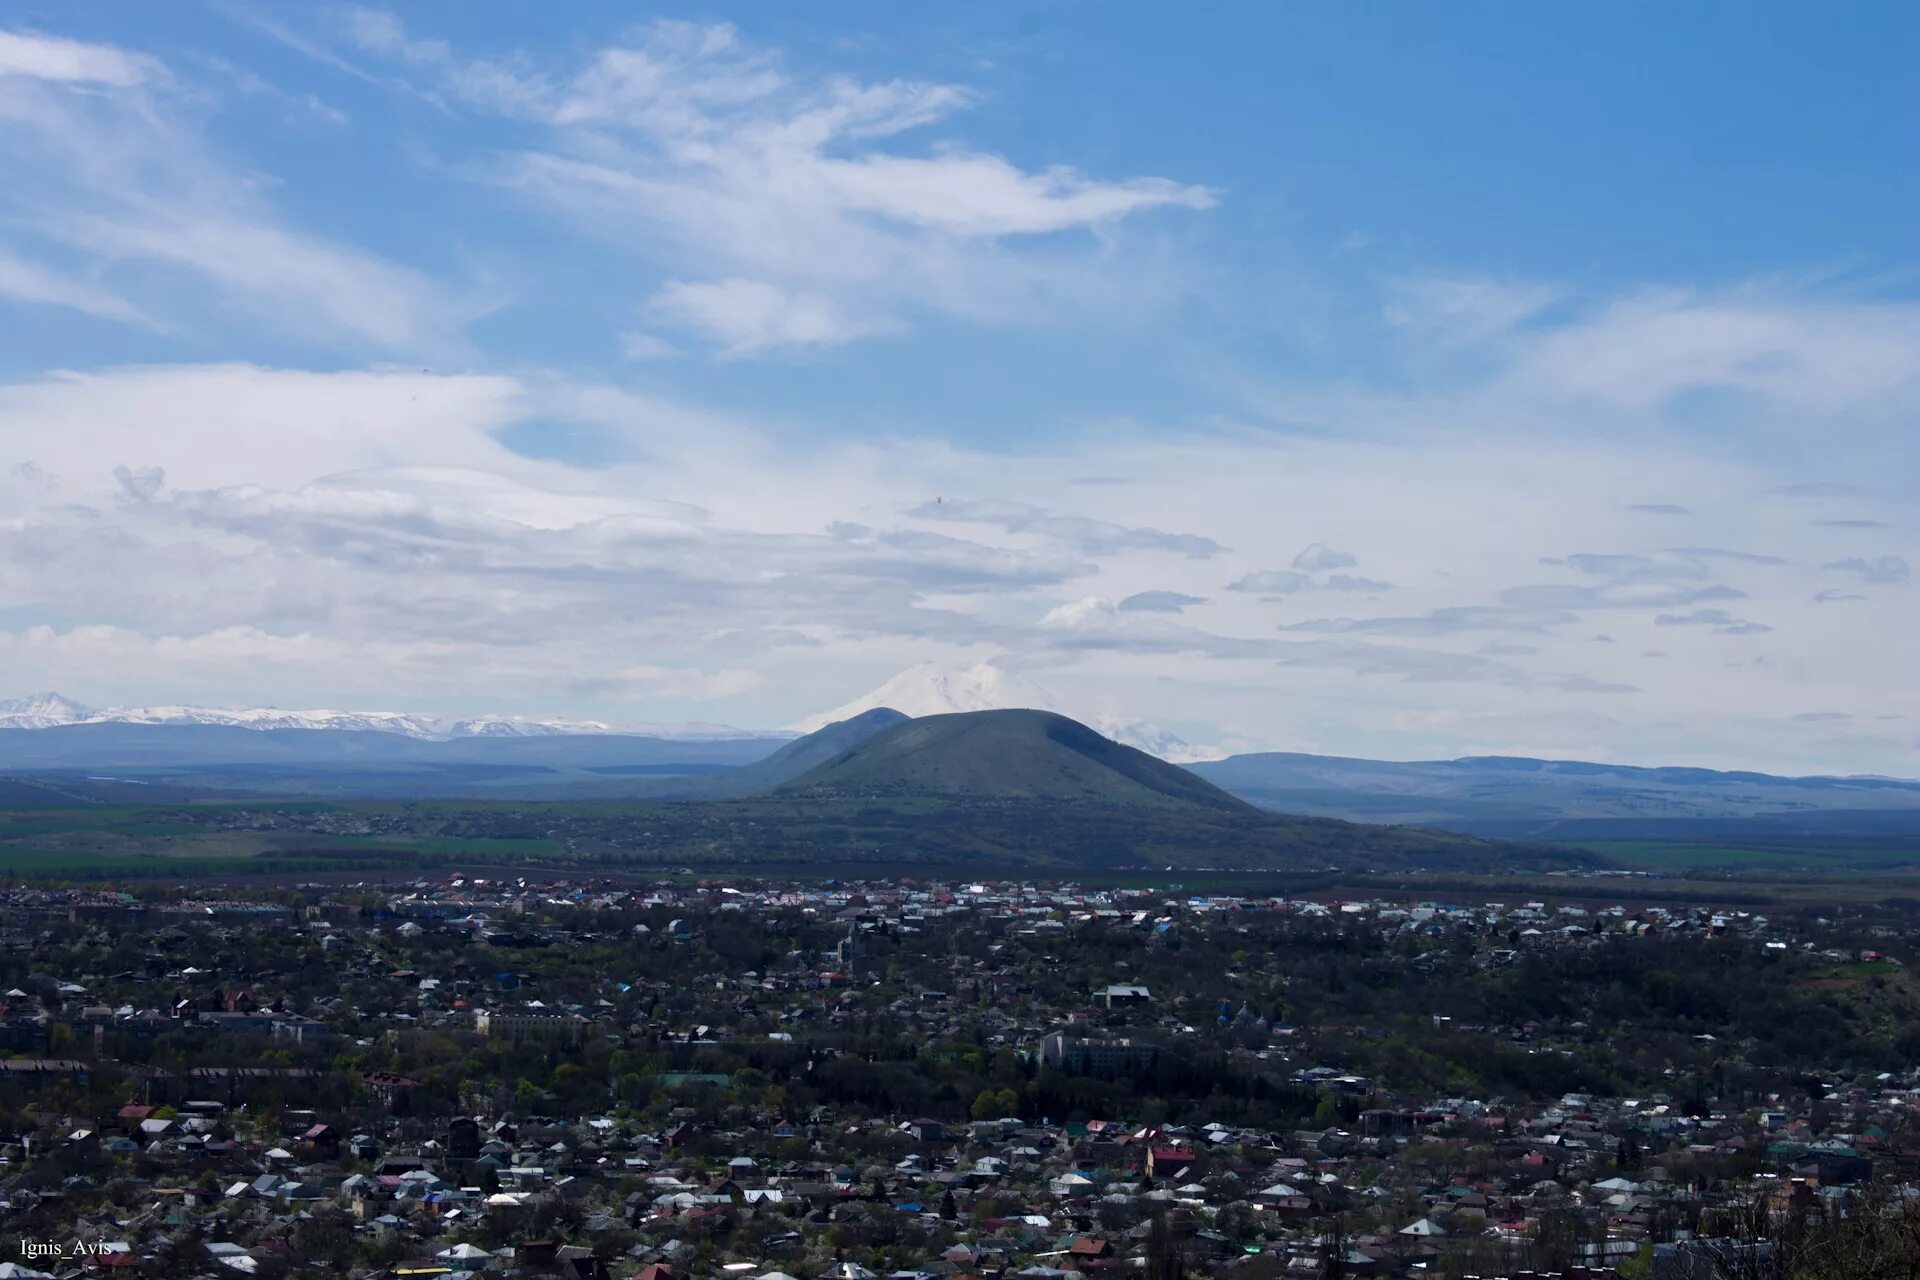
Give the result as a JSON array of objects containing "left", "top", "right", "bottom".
[
  {"left": 1145, "top": 1213, "right": 1187, "bottom": 1280},
  {"left": 1318, "top": 1212, "right": 1349, "bottom": 1279},
  {"left": 970, "top": 1087, "right": 1017, "bottom": 1120}
]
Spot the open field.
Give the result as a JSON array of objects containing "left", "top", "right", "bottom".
[
  {"left": 0, "top": 792, "right": 1590, "bottom": 879},
  {"left": 1557, "top": 837, "right": 1920, "bottom": 873},
  {"left": 5, "top": 795, "right": 1920, "bottom": 910}
]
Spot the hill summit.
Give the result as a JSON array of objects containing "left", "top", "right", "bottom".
[
  {"left": 788, "top": 661, "right": 1214, "bottom": 762},
  {"left": 781, "top": 708, "right": 1252, "bottom": 811}
]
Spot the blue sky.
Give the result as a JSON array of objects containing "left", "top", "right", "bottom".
[{"left": 0, "top": 4, "right": 1914, "bottom": 771}]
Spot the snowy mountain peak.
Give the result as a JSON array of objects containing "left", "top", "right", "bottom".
[
  {"left": 98, "top": 704, "right": 450, "bottom": 737},
  {"left": 790, "top": 662, "right": 1055, "bottom": 731},
  {"left": 789, "top": 662, "right": 1217, "bottom": 762},
  {"left": 1087, "top": 716, "right": 1216, "bottom": 765},
  {"left": 0, "top": 693, "right": 779, "bottom": 742},
  {"left": 0, "top": 692, "right": 93, "bottom": 729},
  {"left": 443, "top": 716, "right": 613, "bottom": 738}
]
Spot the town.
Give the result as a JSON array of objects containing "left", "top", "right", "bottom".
[{"left": 0, "top": 875, "right": 1913, "bottom": 1278}]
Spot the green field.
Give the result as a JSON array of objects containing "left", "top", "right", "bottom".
[
  {"left": 5, "top": 795, "right": 1920, "bottom": 904},
  {"left": 0, "top": 801, "right": 563, "bottom": 881},
  {"left": 0, "top": 790, "right": 1581, "bottom": 883},
  {"left": 1566, "top": 839, "right": 1920, "bottom": 873}
]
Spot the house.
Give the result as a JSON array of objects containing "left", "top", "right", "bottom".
[
  {"left": 302, "top": 1123, "right": 341, "bottom": 1159},
  {"left": 1253, "top": 1183, "right": 1313, "bottom": 1214},
  {"left": 1145, "top": 1146, "right": 1195, "bottom": 1178}
]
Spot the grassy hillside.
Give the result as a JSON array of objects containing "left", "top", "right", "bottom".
[
  {"left": 677, "top": 707, "right": 911, "bottom": 797},
  {"left": 784, "top": 708, "right": 1254, "bottom": 811}
]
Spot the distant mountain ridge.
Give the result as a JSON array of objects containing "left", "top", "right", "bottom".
[
  {"left": 0, "top": 722, "right": 784, "bottom": 773},
  {"left": 5, "top": 692, "right": 1915, "bottom": 843},
  {"left": 1188, "top": 749, "right": 1920, "bottom": 836},
  {"left": 0, "top": 692, "right": 786, "bottom": 743}
]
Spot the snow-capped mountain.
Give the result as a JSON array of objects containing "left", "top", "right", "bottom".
[
  {"left": 0, "top": 693, "right": 91, "bottom": 730},
  {"left": 790, "top": 663, "right": 1058, "bottom": 729},
  {"left": 0, "top": 693, "right": 782, "bottom": 742},
  {"left": 789, "top": 662, "right": 1218, "bottom": 763},
  {"left": 85, "top": 704, "right": 451, "bottom": 737},
  {"left": 1088, "top": 716, "right": 1216, "bottom": 764}
]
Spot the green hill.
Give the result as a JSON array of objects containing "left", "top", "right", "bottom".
[
  {"left": 781, "top": 708, "right": 1255, "bottom": 811},
  {"left": 690, "top": 707, "right": 910, "bottom": 796}
]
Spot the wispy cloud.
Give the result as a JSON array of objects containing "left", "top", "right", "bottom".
[
  {"left": 907, "top": 497, "right": 1225, "bottom": 559},
  {"left": 1506, "top": 287, "right": 1918, "bottom": 414},
  {"left": 0, "top": 26, "right": 470, "bottom": 350},
  {"left": 1653, "top": 608, "right": 1773, "bottom": 635},
  {"left": 307, "top": 13, "right": 1214, "bottom": 354},
  {"left": 0, "top": 248, "right": 158, "bottom": 328},
  {"left": 1291, "top": 542, "right": 1357, "bottom": 571},
  {"left": 0, "top": 29, "right": 155, "bottom": 85},
  {"left": 1117, "top": 591, "right": 1206, "bottom": 614},
  {"left": 648, "top": 278, "right": 891, "bottom": 355},
  {"left": 1228, "top": 569, "right": 1308, "bottom": 597},
  {"left": 1823, "top": 554, "right": 1910, "bottom": 585},
  {"left": 1383, "top": 273, "right": 1562, "bottom": 347}
]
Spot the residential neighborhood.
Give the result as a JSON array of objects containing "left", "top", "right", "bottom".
[{"left": 0, "top": 876, "right": 1914, "bottom": 1277}]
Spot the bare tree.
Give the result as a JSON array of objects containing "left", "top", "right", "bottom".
[{"left": 1692, "top": 1180, "right": 1920, "bottom": 1280}]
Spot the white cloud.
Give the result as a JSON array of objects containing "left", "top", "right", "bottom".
[
  {"left": 1509, "top": 286, "right": 1920, "bottom": 414},
  {"left": 1117, "top": 590, "right": 1205, "bottom": 614},
  {"left": 318, "top": 13, "right": 1213, "bottom": 353},
  {"left": 647, "top": 278, "right": 890, "bottom": 355},
  {"left": 1292, "top": 543, "right": 1358, "bottom": 571},
  {"left": 0, "top": 29, "right": 154, "bottom": 85},
  {"left": 1322, "top": 574, "right": 1392, "bottom": 592},
  {"left": 0, "top": 624, "right": 762, "bottom": 707},
  {"left": 819, "top": 150, "right": 1213, "bottom": 237},
  {"left": 0, "top": 359, "right": 1914, "bottom": 772},
  {"left": 908, "top": 498, "right": 1224, "bottom": 559},
  {"left": 619, "top": 331, "right": 681, "bottom": 361},
  {"left": 1384, "top": 274, "right": 1562, "bottom": 347},
  {"left": 0, "top": 26, "right": 468, "bottom": 350},
  {"left": 0, "top": 248, "right": 157, "bottom": 327}
]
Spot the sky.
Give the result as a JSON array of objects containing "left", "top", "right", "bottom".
[{"left": 0, "top": 2, "right": 1915, "bottom": 773}]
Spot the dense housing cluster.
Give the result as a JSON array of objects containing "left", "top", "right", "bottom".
[{"left": 0, "top": 877, "right": 1915, "bottom": 1278}]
